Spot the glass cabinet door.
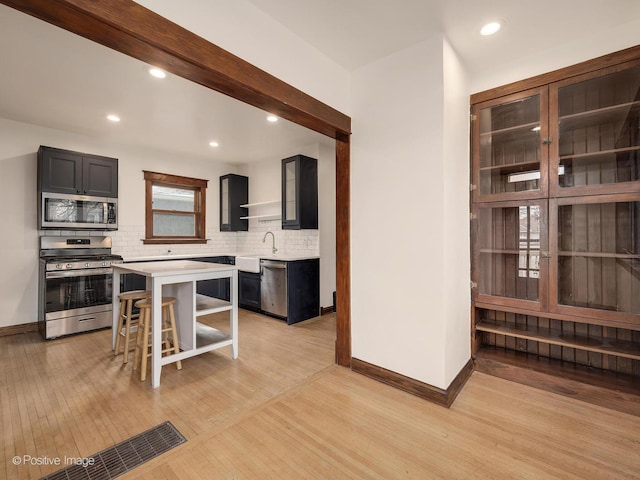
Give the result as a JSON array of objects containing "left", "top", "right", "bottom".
[
  {"left": 550, "top": 196, "right": 640, "bottom": 323},
  {"left": 473, "top": 200, "right": 548, "bottom": 311},
  {"left": 551, "top": 64, "right": 640, "bottom": 195},
  {"left": 221, "top": 178, "right": 229, "bottom": 225},
  {"left": 283, "top": 159, "right": 297, "bottom": 224},
  {"left": 472, "top": 88, "right": 548, "bottom": 201}
]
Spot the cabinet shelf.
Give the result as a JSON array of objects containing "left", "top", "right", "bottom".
[
  {"left": 559, "top": 100, "right": 640, "bottom": 130},
  {"left": 479, "top": 121, "right": 540, "bottom": 138},
  {"left": 240, "top": 200, "right": 281, "bottom": 208},
  {"left": 479, "top": 248, "right": 538, "bottom": 255},
  {"left": 195, "top": 321, "right": 232, "bottom": 349},
  {"left": 239, "top": 214, "right": 281, "bottom": 220},
  {"left": 195, "top": 294, "right": 232, "bottom": 316},
  {"left": 559, "top": 145, "right": 640, "bottom": 162},
  {"left": 476, "top": 319, "right": 640, "bottom": 361},
  {"left": 239, "top": 200, "right": 281, "bottom": 221},
  {"left": 479, "top": 160, "right": 540, "bottom": 174},
  {"left": 557, "top": 251, "right": 639, "bottom": 259}
]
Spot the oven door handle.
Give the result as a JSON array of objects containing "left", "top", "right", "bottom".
[{"left": 46, "top": 268, "right": 113, "bottom": 279}]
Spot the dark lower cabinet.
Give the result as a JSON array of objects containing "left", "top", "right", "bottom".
[
  {"left": 196, "top": 256, "right": 234, "bottom": 301},
  {"left": 238, "top": 271, "right": 261, "bottom": 311},
  {"left": 286, "top": 258, "right": 320, "bottom": 324}
]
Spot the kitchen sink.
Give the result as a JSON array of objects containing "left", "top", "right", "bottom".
[{"left": 235, "top": 255, "right": 260, "bottom": 273}]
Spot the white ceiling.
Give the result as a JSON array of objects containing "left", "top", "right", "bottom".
[
  {"left": 0, "top": 4, "right": 332, "bottom": 164},
  {"left": 1, "top": 1, "right": 639, "bottom": 164},
  {"left": 246, "top": 0, "right": 640, "bottom": 74}
]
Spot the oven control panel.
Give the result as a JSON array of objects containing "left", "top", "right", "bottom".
[{"left": 47, "top": 258, "right": 123, "bottom": 272}]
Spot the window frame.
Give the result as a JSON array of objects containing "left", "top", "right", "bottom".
[{"left": 143, "top": 170, "right": 208, "bottom": 244}]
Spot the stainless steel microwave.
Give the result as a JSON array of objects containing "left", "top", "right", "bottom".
[{"left": 40, "top": 192, "right": 117, "bottom": 230}]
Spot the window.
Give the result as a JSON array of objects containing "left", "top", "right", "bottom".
[{"left": 143, "top": 171, "right": 208, "bottom": 244}]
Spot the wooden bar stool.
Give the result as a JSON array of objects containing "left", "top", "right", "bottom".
[
  {"left": 132, "top": 296, "right": 182, "bottom": 382},
  {"left": 114, "top": 290, "right": 151, "bottom": 364}
]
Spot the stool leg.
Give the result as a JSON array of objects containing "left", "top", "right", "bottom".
[
  {"left": 114, "top": 298, "right": 125, "bottom": 356},
  {"left": 139, "top": 308, "right": 151, "bottom": 382},
  {"left": 133, "top": 307, "right": 147, "bottom": 374},
  {"left": 123, "top": 299, "right": 134, "bottom": 364},
  {"left": 168, "top": 304, "right": 182, "bottom": 370}
]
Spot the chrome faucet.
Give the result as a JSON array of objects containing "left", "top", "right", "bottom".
[{"left": 263, "top": 231, "right": 278, "bottom": 255}]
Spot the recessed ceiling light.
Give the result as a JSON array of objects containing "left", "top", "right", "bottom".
[
  {"left": 106, "top": 114, "right": 120, "bottom": 122},
  {"left": 267, "top": 115, "right": 278, "bottom": 123},
  {"left": 480, "top": 21, "right": 502, "bottom": 36},
  {"left": 209, "top": 141, "right": 219, "bottom": 147},
  {"left": 149, "top": 67, "right": 166, "bottom": 79}
]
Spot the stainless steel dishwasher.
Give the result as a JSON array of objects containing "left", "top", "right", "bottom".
[{"left": 260, "top": 259, "right": 287, "bottom": 318}]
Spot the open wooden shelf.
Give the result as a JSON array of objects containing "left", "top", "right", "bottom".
[
  {"left": 476, "top": 319, "right": 640, "bottom": 361},
  {"left": 474, "top": 347, "right": 640, "bottom": 416}
]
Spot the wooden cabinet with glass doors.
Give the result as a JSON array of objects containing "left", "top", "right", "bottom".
[{"left": 471, "top": 50, "right": 640, "bottom": 399}]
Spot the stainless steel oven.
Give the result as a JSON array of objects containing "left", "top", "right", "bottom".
[
  {"left": 38, "top": 236, "right": 122, "bottom": 339},
  {"left": 40, "top": 192, "right": 117, "bottom": 230}
]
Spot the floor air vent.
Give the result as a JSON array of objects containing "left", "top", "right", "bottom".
[{"left": 41, "top": 421, "right": 186, "bottom": 480}]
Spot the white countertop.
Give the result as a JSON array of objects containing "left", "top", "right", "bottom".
[
  {"left": 113, "top": 259, "right": 237, "bottom": 277},
  {"left": 254, "top": 254, "right": 319, "bottom": 261},
  {"left": 122, "top": 253, "right": 319, "bottom": 263},
  {"left": 121, "top": 253, "right": 234, "bottom": 262}
]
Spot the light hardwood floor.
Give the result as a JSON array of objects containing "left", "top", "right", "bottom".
[{"left": 2, "top": 310, "right": 639, "bottom": 479}]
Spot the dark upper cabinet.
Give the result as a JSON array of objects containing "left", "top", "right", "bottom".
[
  {"left": 220, "top": 174, "right": 248, "bottom": 231},
  {"left": 38, "top": 146, "right": 118, "bottom": 197},
  {"left": 282, "top": 154, "right": 318, "bottom": 230}
]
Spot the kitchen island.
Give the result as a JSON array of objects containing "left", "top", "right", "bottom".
[{"left": 112, "top": 260, "right": 238, "bottom": 388}]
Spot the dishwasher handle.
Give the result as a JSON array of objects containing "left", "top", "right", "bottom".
[
  {"left": 260, "top": 260, "right": 287, "bottom": 272},
  {"left": 261, "top": 263, "right": 287, "bottom": 270}
]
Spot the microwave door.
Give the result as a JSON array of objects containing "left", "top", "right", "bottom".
[
  {"left": 81, "top": 200, "right": 107, "bottom": 226},
  {"left": 45, "top": 198, "right": 78, "bottom": 224}
]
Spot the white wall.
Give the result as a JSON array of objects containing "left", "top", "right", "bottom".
[
  {"left": 351, "top": 37, "right": 450, "bottom": 389},
  {"left": 442, "top": 39, "right": 472, "bottom": 385}
]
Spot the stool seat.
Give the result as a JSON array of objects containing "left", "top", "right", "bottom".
[
  {"left": 133, "top": 296, "right": 182, "bottom": 382},
  {"left": 114, "top": 290, "right": 151, "bottom": 364}
]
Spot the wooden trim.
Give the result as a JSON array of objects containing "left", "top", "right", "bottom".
[
  {"left": 143, "top": 170, "right": 209, "bottom": 188},
  {"left": 351, "top": 358, "right": 474, "bottom": 408},
  {"left": 320, "top": 306, "right": 334, "bottom": 316},
  {"left": 0, "top": 322, "right": 38, "bottom": 337},
  {"left": 474, "top": 301, "right": 640, "bottom": 332},
  {"left": 471, "top": 44, "right": 640, "bottom": 104},
  {"left": 335, "top": 134, "right": 351, "bottom": 366},
  {"left": 2, "top": 0, "right": 352, "bottom": 368},
  {"left": 142, "top": 238, "right": 208, "bottom": 245},
  {"left": 144, "top": 170, "right": 207, "bottom": 243},
  {"left": 475, "top": 349, "right": 640, "bottom": 417}
]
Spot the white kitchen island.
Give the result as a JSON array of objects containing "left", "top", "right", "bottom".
[{"left": 112, "top": 260, "right": 238, "bottom": 388}]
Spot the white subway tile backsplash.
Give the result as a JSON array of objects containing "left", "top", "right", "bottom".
[{"left": 109, "top": 224, "right": 320, "bottom": 260}]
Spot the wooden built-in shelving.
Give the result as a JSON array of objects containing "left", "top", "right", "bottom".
[
  {"left": 476, "top": 319, "right": 640, "bottom": 361},
  {"left": 471, "top": 47, "right": 640, "bottom": 406}
]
